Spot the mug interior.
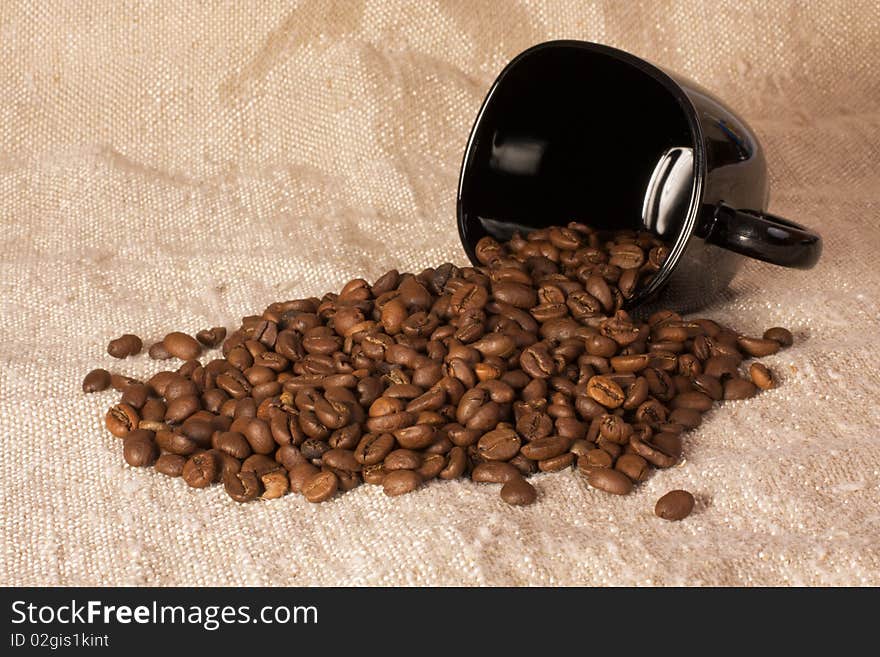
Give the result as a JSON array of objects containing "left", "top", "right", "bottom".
[{"left": 458, "top": 42, "right": 698, "bottom": 257}]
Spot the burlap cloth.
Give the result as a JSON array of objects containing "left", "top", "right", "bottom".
[{"left": 2, "top": 0, "right": 878, "bottom": 587}]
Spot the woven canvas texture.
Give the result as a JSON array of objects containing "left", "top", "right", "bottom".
[{"left": 2, "top": 0, "right": 878, "bottom": 586}]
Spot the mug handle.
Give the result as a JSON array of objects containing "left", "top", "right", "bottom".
[{"left": 706, "top": 203, "right": 822, "bottom": 269}]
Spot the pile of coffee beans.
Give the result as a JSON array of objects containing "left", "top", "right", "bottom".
[{"left": 85, "top": 223, "right": 792, "bottom": 513}]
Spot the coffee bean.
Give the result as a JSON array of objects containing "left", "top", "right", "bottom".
[
  {"left": 261, "top": 470, "right": 289, "bottom": 499},
  {"left": 302, "top": 470, "right": 338, "bottom": 502},
  {"left": 737, "top": 336, "right": 780, "bottom": 358},
  {"left": 615, "top": 453, "right": 650, "bottom": 482},
  {"left": 123, "top": 431, "right": 158, "bottom": 467},
  {"left": 197, "top": 327, "right": 227, "bottom": 347},
  {"left": 586, "top": 375, "right": 625, "bottom": 409},
  {"left": 671, "top": 391, "right": 714, "bottom": 411},
  {"left": 763, "top": 327, "right": 793, "bottom": 347},
  {"left": 163, "top": 332, "right": 202, "bottom": 360},
  {"left": 749, "top": 362, "right": 774, "bottom": 390},
  {"left": 106, "top": 403, "right": 139, "bottom": 437},
  {"left": 477, "top": 425, "right": 521, "bottom": 461},
  {"left": 82, "top": 368, "right": 111, "bottom": 393},
  {"left": 148, "top": 342, "right": 172, "bottom": 360},
  {"left": 155, "top": 454, "right": 186, "bottom": 477},
  {"left": 500, "top": 478, "right": 537, "bottom": 506},
  {"left": 289, "top": 463, "right": 320, "bottom": 494},
  {"left": 107, "top": 334, "right": 143, "bottom": 359},
  {"left": 182, "top": 452, "right": 219, "bottom": 488},
  {"left": 723, "top": 377, "right": 758, "bottom": 400},
  {"left": 383, "top": 469, "right": 422, "bottom": 496},
  {"left": 472, "top": 462, "right": 521, "bottom": 483},
  {"left": 654, "top": 490, "right": 695, "bottom": 520},
  {"left": 520, "top": 435, "right": 569, "bottom": 460},
  {"left": 224, "top": 470, "right": 261, "bottom": 502},
  {"left": 586, "top": 468, "right": 633, "bottom": 495},
  {"left": 578, "top": 449, "right": 612, "bottom": 471}
]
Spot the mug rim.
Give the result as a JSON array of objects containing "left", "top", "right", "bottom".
[{"left": 456, "top": 39, "right": 707, "bottom": 305}]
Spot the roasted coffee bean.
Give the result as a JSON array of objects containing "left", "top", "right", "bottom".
[
  {"left": 123, "top": 431, "right": 158, "bottom": 467},
  {"left": 472, "top": 461, "right": 521, "bottom": 483},
  {"left": 538, "top": 452, "right": 574, "bottom": 472},
  {"left": 149, "top": 342, "right": 172, "bottom": 360},
  {"left": 671, "top": 391, "right": 714, "bottom": 411},
  {"left": 477, "top": 425, "right": 521, "bottom": 461},
  {"left": 260, "top": 469, "right": 289, "bottom": 499},
  {"left": 763, "top": 327, "right": 793, "bottom": 347},
  {"left": 520, "top": 435, "right": 569, "bottom": 460},
  {"left": 182, "top": 452, "right": 219, "bottom": 488},
  {"left": 586, "top": 467, "right": 633, "bottom": 495},
  {"left": 693, "top": 374, "right": 723, "bottom": 401},
  {"left": 302, "top": 470, "right": 338, "bottom": 502},
  {"left": 500, "top": 478, "right": 537, "bottom": 506},
  {"left": 655, "top": 490, "right": 695, "bottom": 521},
  {"left": 197, "top": 327, "right": 227, "bottom": 348},
  {"left": 724, "top": 377, "right": 758, "bottom": 400},
  {"left": 155, "top": 454, "right": 186, "bottom": 477},
  {"left": 737, "top": 336, "right": 780, "bottom": 358},
  {"left": 615, "top": 453, "right": 650, "bottom": 482},
  {"left": 586, "top": 375, "right": 625, "bottom": 409},
  {"left": 224, "top": 470, "right": 261, "bottom": 503},
  {"left": 289, "top": 463, "right": 320, "bottom": 493},
  {"left": 750, "top": 362, "right": 774, "bottom": 390},
  {"left": 162, "top": 332, "right": 202, "bottom": 360},
  {"left": 578, "top": 449, "right": 613, "bottom": 471},
  {"left": 108, "top": 334, "right": 143, "bottom": 359},
  {"left": 106, "top": 403, "right": 139, "bottom": 437},
  {"left": 383, "top": 470, "right": 422, "bottom": 496},
  {"left": 83, "top": 368, "right": 111, "bottom": 393}
]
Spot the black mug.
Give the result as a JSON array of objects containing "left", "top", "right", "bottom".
[{"left": 457, "top": 40, "right": 822, "bottom": 311}]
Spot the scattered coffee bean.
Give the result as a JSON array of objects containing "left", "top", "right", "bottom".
[
  {"left": 163, "top": 332, "right": 202, "bottom": 360},
  {"left": 197, "top": 327, "right": 228, "bottom": 347},
  {"left": 587, "top": 467, "right": 633, "bottom": 495},
  {"left": 654, "top": 490, "right": 695, "bottom": 520},
  {"left": 148, "top": 342, "right": 172, "bottom": 360},
  {"left": 82, "top": 368, "right": 111, "bottom": 393},
  {"left": 107, "top": 334, "right": 143, "bottom": 359},
  {"left": 749, "top": 362, "right": 774, "bottom": 390},
  {"left": 763, "top": 327, "right": 793, "bottom": 347},
  {"left": 88, "top": 225, "right": 793, "bottom": 515},
  {"left": 500, "top": 477, "right": 537, "bottom": 505}
]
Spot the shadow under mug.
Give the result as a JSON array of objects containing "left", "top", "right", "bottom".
[{"left": 457, "top": 40, "right": 822, "bottom": 312}]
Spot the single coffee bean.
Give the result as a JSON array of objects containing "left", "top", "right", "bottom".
[
  {"left": 182, "top": 452, "right": 219, "bottom": 488},
  {"left": 224, "top": 470, "right": 261, "bottom": 503},
  {"left": 472, "top": 461, "right": 521, "bottom": 484},
  {"left": 260, "top": 469, "right": 289, "bottom": 499},
  {"left": 500, "top": 478, "right": 537, "bottom": 506},
  {"left": 383, "top": 469, "right": 422, "bottom": 497},
  {"left": 82, "top": 368, "right": 111, "bottom": 393},
  {"left": 671, "top": 391, "right": 714, "bottom": 411},
  {"left": 197, "top": 327, "right": 228, "bottom": 347},
  {"left": 749, "top": 362, "right": 774, "bottom": 390},
  {"left": 586, "top": 468, "right": 633, "bottom": 495},
  {"left": 163, "top": 332, "right": 202, "bottom": 360},
  {"left": 737, "top": 336, "right": 780, "bottom": 358},
  {"left": 148, "top": 342, "right": 172, "bottom": 360},
  {"left": 106, "top": 403, "right": 139, "bottom": 437},
  {"left": 520, "top": 435, "right": 569, "bottom": 460},
  {"left": 477, "top": 425, "right": 521, "bottom": 461},
  {"left": 302, "top": 470, "right": 339, "bottom": 502},
  {"left": 655, "top": 490, "right": 695, "bottom": 520},
  {"left": 578, "top": 449, "right": 613, "bottom": 471},
  {"left": 586, "top": 375, "right": 625, "bottom": 409},
  {"left": 615, "top": 453, "right": 650, "bottom": 482},
  {"left": 107, "top": 334, "right": 143, "bottom": 359},
  {"left": 723, "top": 377, "right": 758, "bottom": 400},
  {"left": 289, "top": 463, "right": 320, "bottom": 493},
  {"left": 155, "top": 454, "right": 186, "bottom": 477},
  {"left": 763, "top": 326, "right": 793, "bottom": 347},
  {"left": 123, "top": 432, "right": 158, "bottom": 467}
]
